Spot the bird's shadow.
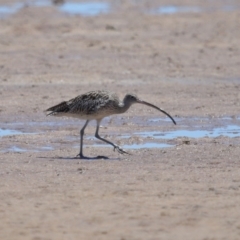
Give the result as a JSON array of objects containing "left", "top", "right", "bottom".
[{"left": 38, "top": 155, "right": 121, "bottom": 161}]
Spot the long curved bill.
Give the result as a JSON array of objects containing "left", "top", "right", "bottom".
[{"left": 137, "top": 100, "right": 176, "bottom": 125}]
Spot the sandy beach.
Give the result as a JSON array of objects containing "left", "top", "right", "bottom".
[{"left": 0, "top": 0, "right": 240, "bottom": 239}]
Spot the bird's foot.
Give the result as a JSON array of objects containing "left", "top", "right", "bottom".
[
  {"left": 76, "top": 153, "right": 85, "bottom": 159},
  {"left": 114, "top": 145, "right": 129, "bottom": 155}
]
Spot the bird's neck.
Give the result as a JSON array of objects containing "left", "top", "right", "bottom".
[{"left": 118, "top": 101, "right": 131, "bottom": 113}]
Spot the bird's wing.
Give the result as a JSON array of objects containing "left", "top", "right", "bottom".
[
  {"left": 45, "top": 99, "right": 73, "bottom": 115},
  {"left": 68, "top": 91, "right": 113, "bottom": 115}
]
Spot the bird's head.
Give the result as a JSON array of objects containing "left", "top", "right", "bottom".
[
  {"left": 123, "top": 94, "right": 140, "bottom": 105},
  {"left": 123, "top": 93, "right": 176, "bottom": 125}
]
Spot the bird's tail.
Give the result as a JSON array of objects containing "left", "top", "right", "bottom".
[{"left": 45, "top": 101, "right": 70, "bottom": 116}]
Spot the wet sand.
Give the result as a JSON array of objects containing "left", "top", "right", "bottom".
[{"left": 0, "top": 0, "right": 240, "bottom": 239}]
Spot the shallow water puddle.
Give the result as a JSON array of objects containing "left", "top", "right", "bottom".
[
  {"left": 88, "top": 142, "right": 173, "bottom": 150},
  {"left": 2, "top": 117, "right": 240, "bottom": 152},
  {"left": 1, "top": 145, "right": 54, "bottom": 153},
  {"left": 80, "top": 124, "right": 240, "bottom": 150},
  {"left": 6, "top": 146, "right": 27, "bottom": 152},
  {"left": 0, "top": 128, "right": 23, "bottom": 137},
  {"left": 149, "top": 4, "right": 239, "bottom": 15},
  {"left": 130, "top": 125, "right": 240, "bottom": 139},
  {"left": 1, "top": 1, "right": 238, "bottom": 18},
  {"left": 0, "top": 1, "right": 110, "bottom": 18},
  {"left": 40, "top": 146, "right": 54, "bottom": 151},
  {"left": 151, "top": 6, "right": 201, "bottom": 14},
  {"left": 59, "top": 2, "right": 110, "bottom": 16},
  {"left": 0, "top": 3, "right": 22, "bottom": 17},
  {"left": 124, "top": 142, "right": 172, "bottom": 149}
]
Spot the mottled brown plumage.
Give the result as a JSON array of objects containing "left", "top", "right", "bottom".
[
  {"left": 45, "top": 90, "right": 176, "bottom": 159},
  {"left": 46, "top": 91, "right": 122, "bottom": 120}
]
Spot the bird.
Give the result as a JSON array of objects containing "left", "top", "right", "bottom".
[{"left": 45, "top": 90, "right": 176, "bottom": 159}]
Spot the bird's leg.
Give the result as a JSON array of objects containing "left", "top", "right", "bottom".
[
  {"left": 76, "top": 120, "right": 89, "bottom": 158},
  {"left": 95, "top": 120, "right": 129, "bottom": 155}
]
